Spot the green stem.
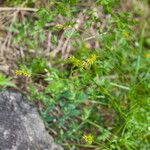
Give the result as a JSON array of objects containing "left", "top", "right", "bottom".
[{"left": 135, "top": 23, "right": 145, "bottom": 81}]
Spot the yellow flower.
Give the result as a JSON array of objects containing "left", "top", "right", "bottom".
[
  {"left": 82, "top": 134, "right": 94, "bottom": 145},
  {"left": 82, "top": 61, "right": 88, "bottom": 69},
  {"left": 86, "top": 54, "right": 97, "bottom": 65},
  {"left": 145, "top": 53, "right": 150, "bottom": 58},
  {"left": 86, "top": 58, "right": 94, "bottom": 65},
  {"left": 68, "top": 56, "right": 75, "bottom": 62},
  {"left": 55, "top": 24, "right": 64, "bottom": 29},
  {"left": 63, "top": 25, "right": 72, "bottom": 29},
  {"left": 68, "top": 54, "right": 96, "bottom": 69},
  {"left": 91, "top": 54, "right": 97, "bottom": 61},
  {"left": 15, "top": 70, "right": 31, "bottom": 77},
  {"left": 15, "top": 70, "right": 23, "bottom": 76},
  {"left": 22, "top": 72, "right": 31, "bottom": 77},
  {"left": 68, "top": 56, "right": 81, "bottom": 67},
  {"left": 123, "top": 32, "right": 129, "bottom": 38}
]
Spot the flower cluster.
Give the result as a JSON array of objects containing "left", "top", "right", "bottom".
[
  {"left": 55, "top": 23, "right": 72, "bottom": 30},
  {"left": 86, "top": 54, "right": 97, "bottom": 65},
  {"left": 68, "top": 54, "right": 97, "bottom": 69},
  {"left": 82, "top": 134, "right": 94, "bottom": 144},
  {"left": 68, "top": 56, "right": 81, "bottom": 67},
  {"left": 15, "top": 70, "right": 31, "bottom": 77}
]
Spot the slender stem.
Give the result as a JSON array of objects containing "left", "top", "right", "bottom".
[
  {"left": 110, "top": 82, "right": 130, "bottom": 90},
  {"left": 86, "top": 120, "right": 106, "bottom": 132},
  {"left": 135, "top": 23, "right": 145, "bottom": 81}
]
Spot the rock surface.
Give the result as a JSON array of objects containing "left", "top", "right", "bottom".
[{"left": 0, "top": 90, "right": 63, "bottom": 150}]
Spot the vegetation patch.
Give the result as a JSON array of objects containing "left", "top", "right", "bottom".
[{"left": 0, "top": 0, "right": 150, "bottom": 149}]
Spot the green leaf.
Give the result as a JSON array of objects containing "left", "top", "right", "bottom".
[
  {"left": 55, "top": 2, "right": 69, "bottom": 16},
  {"left": 51, "top": 35, "right": 58, "bottom": 45},
  {"left": 76, "top": 92, "right": 87, "bottom": 103},
  {"left": 0, "top": 74, "right": 16, "bottom": 88},
  {"left": 36, "top": 8, "right": 53, "bottom": 28}
]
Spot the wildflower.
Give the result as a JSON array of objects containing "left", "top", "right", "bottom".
[
  {"left": 86, "top": 54, "right": 97, "bottom": 65},
  {"left": 145, "top": 53, "right": 150, "bottom": 58},
  {"left": 15, "top": 70, "right": 31, "bottom": 77},
  {"left": 22, "top": 72, "right": 31, "bottom": 77},
  {"left": 91, "top": 54, "right": 97, "bottom": 60},
  {"left": 55, "top": 24, "right": 64, "bottom": 29},
  {"left": 15, "top": 70, "right": 23, "bottom": 76},
  {"left": 68, "top": 56, "right": 76, "bottom": 62},
  {"left": 64, "top": 25, "right": 72, "bottom": 29},
  {"left": 82, "top": 61, "right": 88, "bottom": 69},
  {"left": 123, "top": 32, "right": 129, "bottom": 38},
  {"left": 68, "top": 54, "right": 96, "bottom": 70},
  {"left": 68, "top": 56, "right": 81, "bottom": 67},
  {"left": 82, "top": 134, "right": 94, "bottom": 144}
]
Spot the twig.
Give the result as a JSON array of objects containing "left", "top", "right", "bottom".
[
  {"left": 48, "top": 128, "right": 57, "bottom": 136},
  {"left": 0, "top": 7, "right": 38, "bottom": 12},
  {"left": 54, "top": 32, "right": 65, "bottom": 56},
  {"left": 61, "top": 28, "right": 75, "bottom": 58},
  {"left": 84, "top": 35, "right": 96, "bottom": 41},
  {"left": 46, "top": 32, "right": 52, "bottom": 52},
  {"left": 64, "top": 43, "right": 71, "bottom": 59}
]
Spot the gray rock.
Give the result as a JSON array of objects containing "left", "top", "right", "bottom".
[{"left": 0, "top": 90, "right": 63, "bottom": 150}]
